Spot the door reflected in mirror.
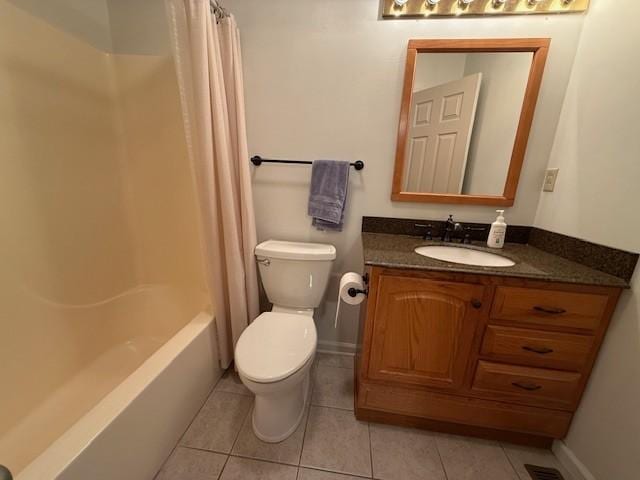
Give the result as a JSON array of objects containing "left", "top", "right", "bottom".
[
  {"left": 392, "top": 39, "right": 550, "bottom": 206},
  {"left": 405, "top": 52, "right": 532, "bottom": 196}
]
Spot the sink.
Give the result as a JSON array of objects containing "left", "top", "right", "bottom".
[{"left": 414, "top": 245, "right": 516, "bottom": 268}]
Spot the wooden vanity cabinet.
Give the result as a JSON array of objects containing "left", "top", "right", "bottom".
[{"left": 355, "top": 266, "right": 622, "bottom": 446}]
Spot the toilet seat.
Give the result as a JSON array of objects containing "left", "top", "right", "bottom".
[{"left": 235, "top": 312, "right": 317, "bottom": 384}]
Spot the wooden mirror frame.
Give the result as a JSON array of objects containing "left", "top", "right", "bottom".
[{"left": 391, "top": 38, "right": 550, "bottom": 206}]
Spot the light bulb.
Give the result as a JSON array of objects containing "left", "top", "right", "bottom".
[
  {"left": 492, "top": 0, "right": 506, "bottom": 6},
  {"left": 459, "top": 0, "right": 475, "bottom": 4},
  {"left": 426, "top": 0, "right": 441, "bottom": 5},
  {"left": 528, "top": 0, "right": 543, "bottom": 5},
  {"left": 394, "top": 0, "right": 410, "bottom": 6}
]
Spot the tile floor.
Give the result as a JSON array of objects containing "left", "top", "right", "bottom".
[{"left": 155, "top": 353, "right": 573, "bottom": 480}]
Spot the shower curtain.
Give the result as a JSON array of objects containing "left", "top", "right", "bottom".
[{"left": 166, "top": 0, "right": 259, "bottom": 367}]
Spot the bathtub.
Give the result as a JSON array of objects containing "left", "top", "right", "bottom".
[{"left": 5, "top": 286, "right": 221, "bottom": 480}]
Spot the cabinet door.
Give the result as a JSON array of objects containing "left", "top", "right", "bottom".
[{"left": 368, "top": 274, "right": 486, "bottom": 390}]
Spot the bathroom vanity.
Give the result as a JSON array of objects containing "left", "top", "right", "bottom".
[{"left": 355, "top": 228, "right": 634, "bottom": 446}]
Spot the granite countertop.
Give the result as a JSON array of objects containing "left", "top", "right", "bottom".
[{"left": 362, "top": 232, "right": 630, "bottom": 288}]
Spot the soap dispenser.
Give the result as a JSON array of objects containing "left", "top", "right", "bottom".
[{"left": 487, "top": 210, "right": 507, "bottom": 249}]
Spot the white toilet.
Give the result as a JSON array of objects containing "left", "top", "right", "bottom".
[{"left": 235, "top": 240, "right": 336, "bottom": 443}]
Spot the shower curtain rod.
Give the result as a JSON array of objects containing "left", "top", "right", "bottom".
[{"left": 210, "top": 0, "right": 229, "bottom": 19}]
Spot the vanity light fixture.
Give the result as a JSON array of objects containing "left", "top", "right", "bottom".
[{"left": 382, "top": 0, "right": 589, "bottom": 18}]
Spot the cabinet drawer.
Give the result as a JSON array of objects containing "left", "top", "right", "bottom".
[
  {"left": 481, "top": 326, "right": 594, "bottom": 371},
  {"left": 358, "top": 381, "right": 572, "bottom": 439},
  {"left": 472, "top": 361, "right": 581, "bottom": 410},
  {"left": 491, "top": 287, "right": 609, "bottom": 332}
]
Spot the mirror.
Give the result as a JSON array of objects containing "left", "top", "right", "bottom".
[{"left": 392, "top": 39, "right": 550, "bottom": 206}]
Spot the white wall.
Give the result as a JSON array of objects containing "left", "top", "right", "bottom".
[
  {"left": 463, "top": 52, "right": 532, "bottom": 196},
  {"left": 233, "top": 0, "right": 584, "bottom": 349},
  {"left": 107, "top": 0, "right": 171, "bottom": 55},
  {"left": 5, "top": 0, "right": 113, "bottom": 51},
  {"left": 534, "top": 0, "right": 640, "bottom": 478},
  {"left": 413, "top": 53, "right": 466, "bottom": 92}
]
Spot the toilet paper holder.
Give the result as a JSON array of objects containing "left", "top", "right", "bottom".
[{"left": 347, "top": 273, "right": 369, "bottom": 298}]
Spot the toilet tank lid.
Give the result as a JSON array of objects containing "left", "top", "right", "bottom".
[{"left": 255, "top": 240, "right": 336, "bottom": 261}]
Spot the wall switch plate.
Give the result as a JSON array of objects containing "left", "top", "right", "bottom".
[{"left": 543, "top": 168, "right": 559, "bottom": 192}]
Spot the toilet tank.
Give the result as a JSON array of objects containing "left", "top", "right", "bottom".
[{"left": 255, "top": 240, "right": 336, "bottom": 309}]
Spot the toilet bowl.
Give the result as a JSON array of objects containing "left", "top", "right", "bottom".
[
  {"left": 234, "top": 240, "right": 335, "bottom": 442},
  {"left": 235, "top": 312, "right": 316, "bottom": 442}
]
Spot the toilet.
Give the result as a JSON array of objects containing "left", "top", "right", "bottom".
[{"left": 235, "top": 240, "right": 336, "bottom": 443}]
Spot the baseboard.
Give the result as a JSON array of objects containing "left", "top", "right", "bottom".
[
  {"left": 552, "top": 440, "right": 597, "bottom": 480},
  {"left": 317, "top": 340, "right": 356, "bottom": 355}
]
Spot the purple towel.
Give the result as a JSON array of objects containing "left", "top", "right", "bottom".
[{"left": 308, "top": 160, "right": 350, "bottom": 231}]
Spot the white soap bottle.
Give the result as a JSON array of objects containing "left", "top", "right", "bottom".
[{"left": 487, "top": 210, "right": 507, "bottom": 249}]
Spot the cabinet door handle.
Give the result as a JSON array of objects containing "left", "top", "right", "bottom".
[
  {"left": 533, "top": 305, "right": 566, "bottom": 315},
  {"left": 471, "top": 299, "right": 482, "bottom": 309},
  {"left": 522, "top": 345, "right": 554, "bottom": 355},
  {"left": 512, "top": 381, "right": 542, "bottom": 391}
]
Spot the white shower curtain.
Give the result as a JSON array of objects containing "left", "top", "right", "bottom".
[{"left": 166, "top": 0, "right": 259, "bottom": 367}]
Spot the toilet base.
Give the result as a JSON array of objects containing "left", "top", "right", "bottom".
[{"left": 241, "top": 356, "right": 313, "bottom": 443}]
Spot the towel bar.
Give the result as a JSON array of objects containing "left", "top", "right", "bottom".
[{"left": 250, "top": 156, "right": 364, "bottom": 171}]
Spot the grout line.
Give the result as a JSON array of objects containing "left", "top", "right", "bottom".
[
  {"left": 227, "top": 453, "right": 300, "bottom": 469},
  {"left": 299, "top": 465, "right": 373, "bottom": 479},
  {"left": 500, "top": 443, "right": 525, "bottom": 480},
  {"left": 433, "top": 434, "right": 451, "bottom": 480},
  {"left": 154, "top": 380, "right": 220, "bottom": 477},
  {"left": 228, "top": 396, "right": 254, "bottom": 454},
  {"left": 181, "top": 445, "right": 231, "bottom": 456},
  {"left": 217, "top": 454, "right": 231, "bottom": 480},
  {"left": 367, "top": 422, "right": 375, "bottom": 479}
]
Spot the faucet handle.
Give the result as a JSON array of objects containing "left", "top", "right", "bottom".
[{"left": 415, "top": 223, "right": 433, "bottom": 240}]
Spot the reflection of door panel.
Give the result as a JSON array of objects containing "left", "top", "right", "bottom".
[{"left": 404, "top": 73, "right": 482, "bottom": 194}]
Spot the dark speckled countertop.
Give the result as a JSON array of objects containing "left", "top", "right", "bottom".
[{"left": 362, "top": 233, "right": 630, "bottom": 288}]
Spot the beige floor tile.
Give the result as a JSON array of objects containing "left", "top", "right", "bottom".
[
  {"left": 231, "top": 405, "right": 309, "bottom": 465},
  {"left": 155, "top": 447, "right": 227, "bottom": 480},
  {"left": 370, "top": 423, "right": 446, "bottom": 480},
  {"left": 316, "top": 353, "right": 355, "bottom": 370},
  {"left": 300, "top": 406, "right": 372, "bottom": 477},
  {"left": 215, "top": 368, "right": 251, "bottom": 396},
  {"left": 436, "top": 435, "right": 519, "bottom": 480},
  {"left": 502, "top": 443, "right": 575, "bottom": 480},
  {"left": 298, "top": 467, "right": 368, "bottom": 480},
  {"left": 181, "top": 391, "right": 252, "bottom": 453},
  {"left": 219, "top": 456, "right": 297, "bottom": 480},
  {"left": 311, "top": 364, "right": 355, "bottom": 411}
]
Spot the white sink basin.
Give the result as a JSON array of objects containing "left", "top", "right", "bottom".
[{"left": 414, "top": 246, "right": 515, "bottom": 268}]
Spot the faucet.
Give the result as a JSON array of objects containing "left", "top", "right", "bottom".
[{"left": 442, "top": 215, "right": 463, "bottom": 242}]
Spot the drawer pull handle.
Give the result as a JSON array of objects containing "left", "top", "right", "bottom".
[
  {"left": 471, "top": 299, "right": 482, "bottom": 309},
  {"left": 522, "top": 345, "right": 554, "bottom": 355},
  {"left": 533, "top": 305, "right": 567, "bottom": 315},
  {"left": 512, "top": 381, "right": 542, "bottom": 391}
]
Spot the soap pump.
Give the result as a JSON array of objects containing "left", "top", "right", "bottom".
[{"left": 487, "top": 210, "right": 507, "bottom": 249}]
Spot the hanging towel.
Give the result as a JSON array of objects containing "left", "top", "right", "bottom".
[{"left": 308, "top": 160, "right": 350, "bottom": 231}]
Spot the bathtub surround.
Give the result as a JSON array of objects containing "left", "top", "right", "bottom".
[
  {"left": 166, "top": 0, "right": 259, "bottom": 367},
  {"left": 0, "top": 0, "right": 208, "bottom": 474}
]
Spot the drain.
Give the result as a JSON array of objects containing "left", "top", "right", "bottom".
[{"left": 525, "top": 464, "right": 565, "bottom": 480}]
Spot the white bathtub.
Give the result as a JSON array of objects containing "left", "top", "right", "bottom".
[{"left": 17, "top": 312, "right": 221, "bottom": 480}]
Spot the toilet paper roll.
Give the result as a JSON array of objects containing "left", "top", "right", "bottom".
[{"left": 334, "top": 272, "right": 366, "bottom": 328}]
